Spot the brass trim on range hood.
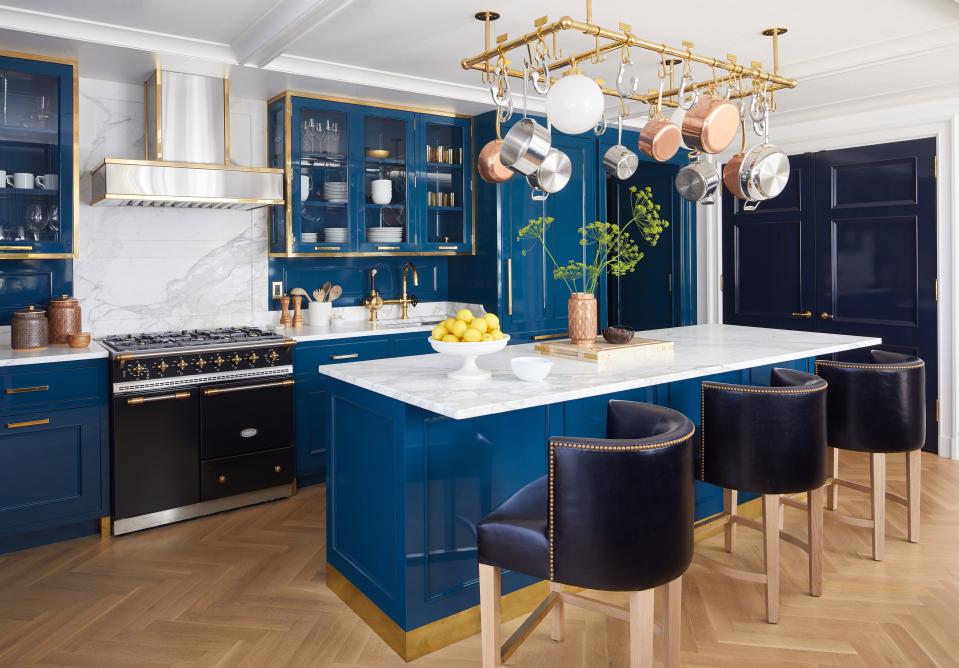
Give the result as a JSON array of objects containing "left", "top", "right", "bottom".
[{"left": 93, "top": 69, "right": 284, "bottom": 210}]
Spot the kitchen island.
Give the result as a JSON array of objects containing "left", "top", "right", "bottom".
[{"left": 317, "top": 324, "right": 880, "bottom": 660}]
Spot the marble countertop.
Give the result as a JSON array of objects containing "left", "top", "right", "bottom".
[
  {"left": 0, "top": 336, "right": 109, "bottom": 367},
  {"left": 318, "top": 324, "right": 881, "bottom": 420}
]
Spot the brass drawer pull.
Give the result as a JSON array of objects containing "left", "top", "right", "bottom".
[
  {"left": 330, "top": 353, "right": 359, "bottom": 360},
  {"left": 218, "top": 475, "right": 227, "bottom": 484},
  {"left": 202, "top": 379, "right": 294, "bottom": 396},
  {"left": 314, "top": 246, "right": 341, "bottom": 251},
  {"left": 5, "top": 385, "right": 50, "bottom": 395},
  {"left": 437, "top": 245, "right": 459, "bottom": 250},
  {"left": 791, "top": 310, "right": 812, "bottom": 319},
  {"left": 533, "top": 332, "right": 568, "bottom": 341},
  {"left": 376, "top": 245, "right": 401, "bottom": 251},
  {"left": 6, "top": 418, "right": 50, "bottom": 429},
  {"left": 127, "top": 391, "right": 191, "bottom": 406},
  {"left": 0, "top": 245, "right": 34, "bottom": 251},
  {"left": 507, "top": 258, "right": 513, "bottom": 316}
]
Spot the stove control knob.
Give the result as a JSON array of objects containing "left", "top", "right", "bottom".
[
  {"left": 267, "top": 350, "right": 280, "bottom": 364},
  {"left": 196, "top": 356, "right": 207, "bottom": 370},
  {"left": 132, "top": 362, "right": 148, "bottom": 378},
  {"left": 248, "top": 351, "right": 260, "bottom": 364},
  {"left": 214, "top": 355, "right": 225, "bottom": 368},
  {"left": 156, "top": 359, "right": 169, "bottom": 374},
  {"left": 177, "top": 358, "right": 189, "bottom": 372},
  {"left": 231, "top": 353, "right": 243, "bottom": 366}
]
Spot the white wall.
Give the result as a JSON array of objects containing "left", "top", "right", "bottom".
[
  {"left": 698, "top": 94, "right": 959, "bottom": 459},
  {"left": 74, "top": 78, "right": 270, "bottom": 337}
]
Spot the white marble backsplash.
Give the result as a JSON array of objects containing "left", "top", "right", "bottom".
[{"left": 74, "top": 78, "right": 270, "bottom": 337}]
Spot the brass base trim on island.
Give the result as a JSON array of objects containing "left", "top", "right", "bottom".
[{"left": 326, "top": 495, "right": 797, "bottom": 662}]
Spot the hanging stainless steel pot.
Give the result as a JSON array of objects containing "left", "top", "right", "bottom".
[
  {"left": 603, "top": 116, "right": 639, "bottom": 180},
  {"left": 500, "top": 66, "right": 552, "bottom": 176},
  {"left": 675, "top": 155, "right": 720, "bottom": 205},
  {"left": 526, "top": 148, "right": 572, "bottom": 194},
  {"left": 739, "top": 143, "right": 790, "bottom": 201}
]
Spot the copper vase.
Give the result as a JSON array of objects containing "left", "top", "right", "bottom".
[
  {"left": 567, "top": 293, "right": 598, "bottom": 345},
  {"left": 48, "top": 294, "right": 81, "bottom": 344}
]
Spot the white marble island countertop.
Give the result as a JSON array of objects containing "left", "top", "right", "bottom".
[{"left": 318, "top": 324, "right": 881, "bottom": 420}]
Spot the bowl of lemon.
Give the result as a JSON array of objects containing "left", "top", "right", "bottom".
[{"left": 429, "top": 309, "right": 509, "bottom": 380}]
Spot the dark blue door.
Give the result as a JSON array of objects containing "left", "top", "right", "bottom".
[
  {"left": 814, "top": 139, "right": 938, "bottom": 451},
  {"left": 722, "top": 154, "right": 817, "bottom": 330},
  {"left": 723, "top": 139, "right": 938, "bottom": 451}
]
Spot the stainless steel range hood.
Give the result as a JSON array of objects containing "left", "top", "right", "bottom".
[{"left": 92, "top": 70, "right": 283, "bottom": 210}]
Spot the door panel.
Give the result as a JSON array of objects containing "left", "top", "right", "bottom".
[
  {"left": 815, "top": 139, "right": 937, "bottom": 451},
  {"left": 722, "top": 154, "right": 816, "bottom": 330}
]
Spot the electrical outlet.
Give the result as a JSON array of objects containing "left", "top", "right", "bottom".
[{"left": 271, "top": 281, "right": 284, "bottom": 299}]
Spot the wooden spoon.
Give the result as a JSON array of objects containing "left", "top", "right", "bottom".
[
  {"left": 326, "top": 285, "right": 342, "bottom": 303},
  {"left": 320, "top": 280, "right": 332, "bottom": 297}
]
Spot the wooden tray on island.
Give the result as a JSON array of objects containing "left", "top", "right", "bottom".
[{"left": 534, "top": 336, "right": 674, "bottom": 362}]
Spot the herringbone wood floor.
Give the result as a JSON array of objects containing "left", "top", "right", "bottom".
[{"left": 0, "top": 451, "right": 956, "bottom": 667}]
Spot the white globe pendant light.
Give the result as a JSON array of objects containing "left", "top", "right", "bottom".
[{"left": 546, "top": 72, "right": 604, "bottom": 135}]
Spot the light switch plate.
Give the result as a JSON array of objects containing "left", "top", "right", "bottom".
[{"left": 271, "top": 281, "right": 284, "bottom": 299}]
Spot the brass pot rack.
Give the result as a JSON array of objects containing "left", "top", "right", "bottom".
[{"left": 462, "top": 2, "right": 795, "bottom": 110}]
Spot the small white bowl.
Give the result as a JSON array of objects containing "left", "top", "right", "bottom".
[{"left": 510, "top": 356, "right": 553, "bottom": 382}]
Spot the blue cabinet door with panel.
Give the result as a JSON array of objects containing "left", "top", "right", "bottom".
[
  {"left": 0, "top": 405, "right": 106, "bottom": 538},
  {"left": 0, "top": 54, "right": 77, "bottom": 259},
  {"left": 417, "top": 114, "right": 473, "bottom": 253}
]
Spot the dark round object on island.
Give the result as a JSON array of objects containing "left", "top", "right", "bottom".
[{"left": 603, "top": 325, "right": 635, "bottom": 345}]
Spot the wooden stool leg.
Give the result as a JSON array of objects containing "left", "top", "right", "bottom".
[
  {"left": 870, "top": 453, "right": 886, "bottom": 561},
  {"left": 479, "top": 564, "right": 503, "bottom": 668},
  {"left": 549, "top": 581, "right": 564, "bottom": 641},
  {"left": 826, "top": 447, "right": 839, "bottom": 511},
  {"left": 628, "top": 589, "right": 654, "bottom": 668},
  {"left": 724, "top": 488, "right": 738, "bottom": 553},
  {"left": 907, "top": 450, "right": 921, "bottom": 543},
  {"left": 663, "top": 576, "right": 682, "bottom": 668},
  {"left": 763, "top": 494, "right": 780, "bottom": 624},
  {"left": 807, "top": 485, "right": 824, "bottom": 597}
]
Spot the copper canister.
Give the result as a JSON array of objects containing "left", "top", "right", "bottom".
[
  {"left": 11, "top": 306, "right": 49, "bottom": 351},
  {"left": 48, "top": 294, "right": 81, "bottom": 344}
]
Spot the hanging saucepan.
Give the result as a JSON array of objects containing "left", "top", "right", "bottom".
[
  {"left": 722, "top": 119, "right": 750, "bottom": 201},
  {"left": 477, "top": 109, "right": 514, "bottom": 184},
  {"left": 603, "top": 115, "right": 639, "bottom": 180},
  {"left": 675, "top": 152, "right": 720, "bottom": 205},
  {"left": 725, "top": 104, "right": 790, "bottom": 211},
  {"left": 638, "top": 74, "right": 681, "bottom": 162},
  {"left": 681, "top": 88, "right": 739, "bottom": 154},
  {"left": 526, "top": 148, "right": 572, "bottom": 196},
  {"left": 500, "top": 66, "right": 552, "bottom": 176}
]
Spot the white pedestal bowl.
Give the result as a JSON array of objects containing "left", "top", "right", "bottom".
[{"left": 428, "top": 335, "right": 510, "bottom": 380}]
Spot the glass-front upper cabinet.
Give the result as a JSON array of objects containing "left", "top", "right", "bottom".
[
  {"left": 0, "top": 53, "right": 77, "bottom": 259},
  {"left": 268, "top": 93, "right": 472, "bottom": 258}
]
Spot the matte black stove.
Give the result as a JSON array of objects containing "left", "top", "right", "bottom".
[{"left": 103, "top": 327, "right": 297, "bottom": 536}]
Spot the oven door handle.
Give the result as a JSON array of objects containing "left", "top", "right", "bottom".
[
  {"left": 126, "top": 391, "right": 192, "bottom": 406},
  {"left": 202, "top": 379, "right": 294, "bottom": 396}
]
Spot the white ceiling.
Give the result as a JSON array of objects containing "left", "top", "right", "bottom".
[{"left": 1, "top": 0, "right": 958, "bottom": 120}]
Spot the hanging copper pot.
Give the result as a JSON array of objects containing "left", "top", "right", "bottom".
[
  {"left": 477, "top": 112, "right": 514, "bottom": 184},
  {"left": 638, "top": 76, "right": 681, "bottom": 162},
  {"left": 682, "top": 93, "right": 740, "bottom": 154}
]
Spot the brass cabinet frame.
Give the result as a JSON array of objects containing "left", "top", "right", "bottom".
[
  {"left": 266, "top": 91, "right": 476, "bottom": 258},
  {"left": 0, "top": 49, "right": 79, "bottom": 260}
]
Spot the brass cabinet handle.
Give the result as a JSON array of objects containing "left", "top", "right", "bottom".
[
  {"left": 820, "top": 312, "right": 834, "bottom": 320},
  {"left": 330, "top": 353, "right": 359, "bottom": 360},
  {"left": 218, "top": 475, "right": 227, "bottom": 484},
  {"left": 0, "top": 245, "right": 34, "bottom": 251},
  {"left": 274, "top": 465, "right": 283, "bottom": 473},
  {"left": 376, "top": 246, "right": 401, "bottom": 251},
  {"left": 533, "top": 332, "right": 568, "bottom": 341},
  {"left": 126, "top": 391, "right": 191, "bottom": 406},
  {"left": 507, "top": 258, "right": 513, "bottom": 316},
  {"left": 791, "top": 310, "right": 812, "bottom": 319},
  {"left": 6, "top": 418, "right": 50, "bottom": 429},
  {"left": 437, "top": 245, "right": 459, "bottom": 251},
  {"left": 314, "top": 246, "right": 341, "bottom": 251},
  {"left": 5, "top": 385, "right": 49, "bottom": 395},
  {"left": 202, "top": 379, "right": 294, "bottom": 396}
]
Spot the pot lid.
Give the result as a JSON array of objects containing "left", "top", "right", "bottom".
[{"left": 50, "top": 294, "right": 78, "bottom": 304}]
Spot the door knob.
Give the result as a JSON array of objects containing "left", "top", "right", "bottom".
[
  {"left": 791, "top": 310, "right": 812, "bottom": 319},
  {"left": 820, "top": 312, "right": 834, "bottom": 320}
]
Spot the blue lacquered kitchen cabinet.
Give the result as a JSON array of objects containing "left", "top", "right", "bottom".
[
  {"left": 449, "top": 111, "right": 599, "bottom": 342},
  {"left": 0, "top": 53, "right": 78, "bottom": 260},
  {"left": 0, "top": 359, "right": 109, "bottom": 550},
  {"left": 268, "top": 93, "right": 473, "bottom": 258}
]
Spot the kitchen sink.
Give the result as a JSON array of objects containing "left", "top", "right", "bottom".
[{"left": 376, "top": 318, "right": 444, "bottom": 329}]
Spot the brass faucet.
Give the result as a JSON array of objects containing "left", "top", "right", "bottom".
[{"left": 363, "top": 263, "right": 419, "bottom": 322}]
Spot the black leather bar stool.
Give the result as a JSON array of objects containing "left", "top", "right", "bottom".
[
  {"left": 695, "top": 368, "right": 827, "bottom": 624},
  {"left": 477, "top": 400, "right": 695, "bottom": 668},
  {"left": 815, "top": 351, "right": 925, "bottom": 561}
]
